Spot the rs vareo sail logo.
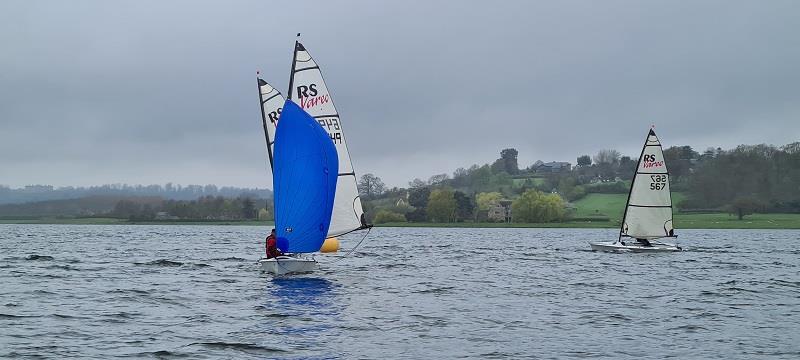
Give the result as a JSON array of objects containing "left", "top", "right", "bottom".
[
  {"left": 642, "top": 154, "right": 664, "bottom": 169},
  {"left": 268, "top": 108, "right": 282, "bottom": 126},
  {"left": 296, "top": 84, "right": 330, "bottom": 110}
]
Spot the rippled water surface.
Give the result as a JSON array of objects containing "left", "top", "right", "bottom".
[{"left": 1, "top": 225, "right": 800, "bottom": 359}]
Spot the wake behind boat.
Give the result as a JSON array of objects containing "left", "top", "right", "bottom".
[{"left": 590, "top": 128, "right": 682, "bottom": 253}]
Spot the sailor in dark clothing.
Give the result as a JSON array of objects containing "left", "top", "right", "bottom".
[
  {"left": 265, "top": 229, "right": 283, "bottom": 258},
  {"left": 635, "top": 238, "right": 652, "bottom": 247}
]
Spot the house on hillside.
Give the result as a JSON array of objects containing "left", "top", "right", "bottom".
[
  {"left": 155, "top": 212, "right": 179, "bottom": 220},
  {"left": 533, "top": 161, "right": 572, "bottom": 173}
]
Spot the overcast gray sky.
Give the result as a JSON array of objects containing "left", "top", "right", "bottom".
[{"left": 1, "top": 0, "right": 798, "bottom": 189}]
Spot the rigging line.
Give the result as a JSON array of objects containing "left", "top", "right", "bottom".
[{"left": 324, "top": 226, "right": 372, "bottom": 266}]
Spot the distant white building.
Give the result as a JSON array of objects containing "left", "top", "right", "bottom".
[{"left": 155, "top": 212, "right": 178, "bottom": 220}]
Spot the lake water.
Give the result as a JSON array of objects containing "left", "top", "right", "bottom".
[{"left": 1, "top": 225, "right": 799, "bottom": 359}]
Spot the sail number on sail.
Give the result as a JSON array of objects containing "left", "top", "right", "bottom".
[
  {"left": 650, "top": 174, "right": 667, "bottom": 190},
  {"left": 316, "top": 117, "right": 343, "bottom": 144}
]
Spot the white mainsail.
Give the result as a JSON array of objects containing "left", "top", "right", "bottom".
[
  {"left": 257, "top": 77, "right": 285, "bottom": 164},
  {"left": 619, "top": 129, "right": 675, "bottom": 241},
  {"left": 285, "top": 40, "right": 368, "bottom": 237}
]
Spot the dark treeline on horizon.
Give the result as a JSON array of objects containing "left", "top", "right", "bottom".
[
  {"left": 0, "top": 183, "right": 272, "bottom": 205},
  {"left": 110, "top": 196, "right": 269, "bottom": 222}
]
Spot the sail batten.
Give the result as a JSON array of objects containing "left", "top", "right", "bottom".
[
  {"left": 287, "top": 40, "right": 368, "bottom": 238},
  {"left": 619, "top": 129, "right": 675, "bottom": 241}
]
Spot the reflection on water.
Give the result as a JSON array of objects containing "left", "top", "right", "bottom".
[
  {"left": 258, "top": 276, "right": 342, "bottom": 357},
  {"left": 266, "top": 277, "right": 341, "bottom": 316}
]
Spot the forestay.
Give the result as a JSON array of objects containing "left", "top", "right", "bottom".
[
  {"left": 620, "top": 129, "right": 675, "bottom": 240},
  {"left": 287, "top": 40, "right": 368, "bottom": 237},
  {"left": 257, "top": 78, "right": 286, "bottom": 164},
  {"left": 272, "top": 100, "right": 339, "bottom": 253}
]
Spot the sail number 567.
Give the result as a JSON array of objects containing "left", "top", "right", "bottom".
[{"left": 650, "top": 175, "right": 667, "bottom": 190}]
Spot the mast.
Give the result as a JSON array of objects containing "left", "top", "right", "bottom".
[
  {"left": 617, "top": 128, "right": 654, "bottom": 244},
  {"left": 287, "top": 33, "right": 300, "bottom": 101},
  {"left": 257, "top": 77, "right": 275, "bottom": 169}
]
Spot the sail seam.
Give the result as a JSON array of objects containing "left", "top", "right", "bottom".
[
  {"left": 261, "top": 93, "right": 283, "bottom": 103},
  {"left": 295, "top": 66, "right": 321, "bottom": 73}
]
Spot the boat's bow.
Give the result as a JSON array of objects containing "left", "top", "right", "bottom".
[{"left": 589, "top": 241, "right": 681, "bottom": 252}]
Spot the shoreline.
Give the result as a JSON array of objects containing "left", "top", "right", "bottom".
[{"left": 2, "top": 213, "right": 800, "bottom": 229}]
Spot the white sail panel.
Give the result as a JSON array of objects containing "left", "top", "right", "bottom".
[
  {"left": 257, "top": 78, "right": 285, "bottom": 157},
  {"left": 628, "top": 172, "right": 671, "bottom": 207},
  {"left": 621, "top": 129, "right": 674, "bottom": 239},
  {"left": 623, "top": 206, "right": 674, "bottom": 239},
  {"left": 289, "top": 41, "right": 366, "bottom": 237}
]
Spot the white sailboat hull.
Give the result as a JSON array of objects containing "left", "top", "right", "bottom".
[
  {"left": 259, "top": 256, "right": 318, "bottom": 275},
  {"left": 589, "top": 241, "right": 681, "bottom": 253}
]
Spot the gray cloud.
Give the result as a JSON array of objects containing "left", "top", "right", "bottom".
[{"left": 1, "top": 0, "right": 799, "bottom": 188}]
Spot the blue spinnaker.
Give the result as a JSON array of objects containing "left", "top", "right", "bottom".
[{"left": 273, "top": 100, "right": 338, "bottom": 253}]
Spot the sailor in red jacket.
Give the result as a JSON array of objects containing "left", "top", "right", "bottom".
[{"left": 265, "top": 229, "right": 283, "bottom": 258}]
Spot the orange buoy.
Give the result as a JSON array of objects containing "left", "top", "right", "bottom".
[{"left": 320, "top": 237, "right": 340, "bottom": 253}]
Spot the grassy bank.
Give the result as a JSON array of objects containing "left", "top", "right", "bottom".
[
  {"left": 2, "top": 209, "right": 800, "bottom": 229},
  {"left": 376, "top": 221, "right": 613, "bottom": 228},
  {"left": 376, "top": 213, "right": 800, "bottom": 229}
]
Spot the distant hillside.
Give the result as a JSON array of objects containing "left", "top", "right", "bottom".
[
  {"left": 0, "top": 184, "right": 272, "bottom": 205},
  {"left": 0, "top": 196, "right": 162, "bottom": 218}
]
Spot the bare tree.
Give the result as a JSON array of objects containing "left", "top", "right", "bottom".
[
  {"left": 358, "top": 173, "right": 386, "bottom": 198},
  {"left": 593, "top": 149, "right": 621, "bottom": 165}
]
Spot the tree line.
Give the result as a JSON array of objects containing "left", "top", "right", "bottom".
[
  {"left": 108, "top": 196, "right": 269, "bottom": 221},
  {"left": 0, "top": 183, "right": 272, "bottom": 205},
  {"left": 357, "top": 141, "right": 800, "bottom": 223}
]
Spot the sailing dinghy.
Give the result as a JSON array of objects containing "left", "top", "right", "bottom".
[
  {"left": 256, "top": 38, "right": 370, "bottom": 245},
  {"left": 589, "top": 129, "right": 681, "bottom": 252},
  {"left": 259, "top": 100, "right": 339, "bottom": 275}
]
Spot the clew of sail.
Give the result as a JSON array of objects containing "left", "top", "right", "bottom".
[
  {"left": 287, "top": 40, "right": 368, "bottom": 237},
  {"left": 620, "top": 129, "right": 674, "bottom": 241},
  {"left": 273, "top": 100, "right": 338, "bottom": 253},
  {"left": 257, "top": 78, "right": 286, "bottom": 165}
]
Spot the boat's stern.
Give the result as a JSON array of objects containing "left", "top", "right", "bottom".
[{"left": 259, "top": 256, "right": 318, "bottom": 275}]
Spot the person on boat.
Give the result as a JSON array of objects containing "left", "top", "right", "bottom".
[
  {"left": 265, "top": 229, "right": 283, "bottom": 258},
  {"left": 635, "top": 238, "right": 652, "bottom": 247}
]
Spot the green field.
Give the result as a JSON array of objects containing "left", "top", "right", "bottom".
[
  {"left": 571, "top": 193, "right": 627, "bottom": 220},
  {"left": 571, "top": 193, "right": 687, "bottom": 220},
  {"left": 570, "top": 192, "right": 800, "bottom": 229},
  {"left": 673, "top": 213, "right": 800, "bottom": 229}
]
